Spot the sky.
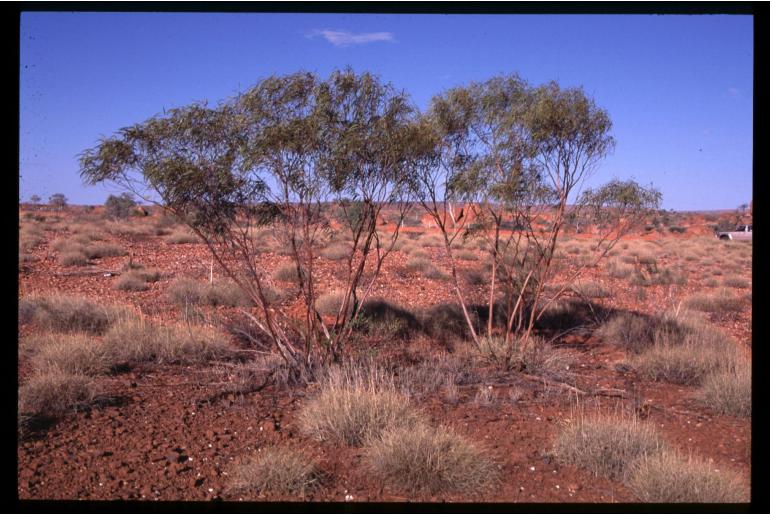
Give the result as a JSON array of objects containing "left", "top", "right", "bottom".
[{"left": 19, "top": 12, "right": 753, "bottom": 210}]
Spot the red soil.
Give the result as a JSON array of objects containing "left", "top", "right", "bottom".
[{"left": 17, "top": 209, "right": 751, "bottom": 503}]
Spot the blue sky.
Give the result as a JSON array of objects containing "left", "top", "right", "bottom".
[{"left": 20, "top": 12, "right": 753, "bottom": 210}]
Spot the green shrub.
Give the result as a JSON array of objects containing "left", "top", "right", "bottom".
[{"left": 365, "top": 423, "right": 498, "bottom": 495}]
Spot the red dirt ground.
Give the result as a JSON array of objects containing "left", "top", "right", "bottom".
[{"left": 17, "top": 208, "right": 751, "bottom": 503}]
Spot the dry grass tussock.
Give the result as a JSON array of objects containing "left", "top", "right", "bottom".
[
  {"left": 627, "top": 451, "right": 749, "bottom": 503},
  {"left": 597, "top": 308, "right": 718, "bottom": 355},
  {"left": 104, "top": 316, "right": 231, "bottom": 365},
  {"left": 227, "top": 447, "right": 321, "bottom": 497},
  {"left": 622, "top": 311, "right": 738, "bottom": 386},
  {"left": 299, "top": 364, "right": 424, "bottom": 446},
  {"left": 684, "top": 289, "right": 746, "bottom": 313},
  {"left": 476, "top": 335, "right": 573, "bottom": 380},
  {"left": 405, "top": 257, "right": 446, "bottom": 279},
  {"left": 364, "top": 423, "right": 498, "bottom": 495},
  {"left": 553, "top": 410, "right": 665, "bottom": 482},
  {"left": 84, "top": 243, "right": 128, "bottom": 259},
  {"left": 572, "top": 281, "right": 611, "bottom": 298},
  {"left": 315, "top": 290, "right": 354, "bottom": 317},
  {"left": 320, "top": 242, "right": 351, "bottom": 261},
  {"left": 18, "top": 369, "right": 100, "bottom": 423},
  {"left": 164, "top": 230, "right": 200, "bottom": 244},
  {"left": 114, "top": 271, "right": 151, "bottom": 291},
  {"left": 58, "top": 250, "right": 89, "bottom": 266},
  {"left": 19, "top": 294, "right": 129, "bottom": 334},
  {"left": 168, "top": 278, "right": 260, "bottom": 307},
  {"left": 25, "top": 332, "right": 111, "bottom": 376},
  {"left": 418, "top": 233, "right": 443, "bottom": 247},
  {"left": 696, "top": 359, "right": 751, "bottom": 418},
  {"left": 273, "top": 263, "right": 302, "bottom": 283}
]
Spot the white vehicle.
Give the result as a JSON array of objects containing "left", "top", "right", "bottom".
[{"left": 716, "top": 224, "right": 752, "bottom": 241}]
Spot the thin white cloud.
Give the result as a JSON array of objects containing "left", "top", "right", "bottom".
[{"left": 307, "top": 29, "right": 395, "bottom": 47}]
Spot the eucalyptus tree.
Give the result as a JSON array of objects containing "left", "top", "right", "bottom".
[
  {"left": 412, "top": 76, "right": 660, "bottom": 364},
  {"left": 48, "top": 193, "right": 68, "bottom": 211},
  {"left": 312, "top": 70, "right": 430, "bottom": 360},
  {"left": 79, "top": 70, "right": 421, "bottom": 378}
]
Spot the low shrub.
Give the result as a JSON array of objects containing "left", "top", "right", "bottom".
[
  {"left": 19, "top": 369, "right": 99, "bottom": 422},
  {"left": 103, "top": 317, "right": 231, "bottom": 365},
  {"left": 407, "top": 248, "right": 430, "bottom": 260},
  {"left": 364, "top": 423, "right": 498, "bottom": 495},
  {"left": 420, "top": 302, "right": 478, "bottom": 344},
  {"left": 477, "top": 335, "right": 573, "bottom": 379},
  {"left": 463, "top": 270, "right": 487, "bottom": 286},
  {"left": 84, "top": 244, "right": 127, "bottom": 259},
  {"left": 596, "top": 312, "right": 656, "bottom": 354},
  {"left": 315, "top": 290, "right": 353, "bottom": 317},
  {"left": 355, "top": 298, "right": 419, "bottom": 339},
  {"left": 27, "top": 333, "right": 111, "bottom": 376},
  {"left": 456, "top": 250, "right": 479, "bottom": 261},
  {"left": 299, "top": 365, "right": 423, "bottom": 446},
  {"left": 168, "top": 278, "right": 255, "bottom": 307},
  {"left": 684, "top": 289, "right": 745, "bottom": 314},
  {"left": 418, "top": 233, "right": 443, "bottom": 247},
  {"left": 405, "top": 257, "right": 444, "bottom": 279},
  {"left": 553, "top": 411, "right": 665, "bottom": 481},
  {"left": 320, "top": 243, "right": 351, "bottom": 261},
  {"left": 227, "top": 447, "right": 321, "bottom": 497},
  {"left": 721, "top": 277, "right": 750, "bottom": 289},
  {"left": 696, "top": 360, "right": 751, "bottom": 418},
  {"left": 165, "top": 231, "right": 200, "bottom": 244},
  {"left": 273, "top": 263, "right": 302, "bottom": 283},
  {"left": 631, "top": 336, "right": 736, "bottom": 386},
  {"left": 19, "top": 294, "right": 126, "bottom": 334},
  {"left": 114, "top": 271, "right": 150, "bottom": 291},
  {"left": 631, "top": 266, "right": 688, "bottom": 286},
  {"left": 606, "top": 260, "right": 634, "bottom": 279},
  {"left": 58, "top": 250, "right": 89, "bottom": 266},
  {"left": 627, "top": 451, "right": 749, "bottom": 503},
  {"left": 572, "top": 281, "right": 611, "bottom": 299}
]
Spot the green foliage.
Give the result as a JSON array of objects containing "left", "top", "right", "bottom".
[
  {"left": 104, "top": 192, "right": 138, "bottom": 219},
  {"left": 48, "top": 193, "right": 68, "bottom": 210}
]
